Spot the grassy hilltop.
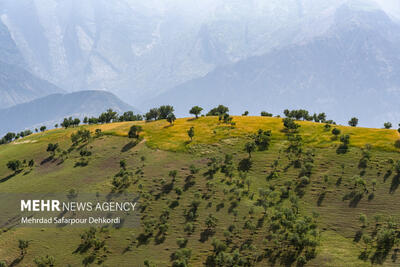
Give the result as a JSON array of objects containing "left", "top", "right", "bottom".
[{"left": 0, "top": 116, "right": 400, "bottom": 266}]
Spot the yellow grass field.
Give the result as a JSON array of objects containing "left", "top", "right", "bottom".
[{"left": 81, "top": 116, "right": 400, "bottom": 152}]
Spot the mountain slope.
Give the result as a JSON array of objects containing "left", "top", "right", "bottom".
[
  {"left": 0, "top": 0, "right": 354, "bottom": 104},
  {"left": 148, "top": 6, "right": 400, "bottom": 127},
  {"left": 0, "top": 19, "right": 63, "bottom": 108},
  {"left": 0, "top": 61, "right": 63, "bottom": 109},
  {"left": 0, "top": 18, "right": 23, "bottom": 67},
  {"left": 0, "top": 117, "right": 399, "bottom": 266},
  {"left": 0, "top": 90, "right": 137, "bottom": 134}
]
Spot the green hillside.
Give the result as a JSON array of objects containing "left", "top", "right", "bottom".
[{"left": 0, "top": 116, "right": 400, "bottom": 266}]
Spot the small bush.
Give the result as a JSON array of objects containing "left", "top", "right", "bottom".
[
  {"left": 260, "top": 111, "right": 273, "bottom": 117},
  {"left": 299, "top": 176, "right": 310, "bottom": 186},
  {"left": 80, "top": 150, "right": 92, "bottom": 157},
  {"left": 395, "top": 139, "right": 400, "bottom": 149},
  {"left": 75, "top": 158, "right": 89, "bottom": 167},
  {"left": 189, "top": 164, "right": 199, "bottom": 174},
  {"left": 358, "top": 158, "right": 368, "bottom": 169},
  {"left": 176, "top": 238, "right": 188, "bottom": 248},
  {"left": 34, "top": 255, "right": 55, "bottom": 267},
  {"left": 184, "top": 223, "right": 194, "bottom": 234},
  {"left": 331, "top": 128, "right": 341, "bottom": 136}
]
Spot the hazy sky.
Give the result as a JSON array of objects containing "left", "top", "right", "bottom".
[
  {"left": 131, "top": 0, "right": 400, "bottom": 21},
  {"left": 374, "top": 0, "right": 400, "bottom": 19}
]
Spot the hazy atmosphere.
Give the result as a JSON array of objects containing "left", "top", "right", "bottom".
[
  {"left": 1, "top": 0, "right": 400, "bottom": 131},
  {"left": 1, "top": 1, "right": 400, "bottom": 267}
]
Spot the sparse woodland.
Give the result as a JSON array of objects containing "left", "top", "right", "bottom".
[{"left": 0, "top": 106, "right": 400, "bottom": 266}]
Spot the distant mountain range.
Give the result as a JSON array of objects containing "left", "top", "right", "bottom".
[
  {"left": 0, "top": 19, "right": 63, "bottom": 108},
  {"left": 0, "top": 61, "right": 63, "bottom": 109},
  {"left": 0, "top": 0, "right": 353, "bottom": 103},
  {"left": 0, "top": 90, "right": 136, "bottom": 135},
  {"left": 0, "top": 0, "right": 399, "bottom": 127},
  {"left": 149, "top": 6, "right": 400, "bottom": 126}
]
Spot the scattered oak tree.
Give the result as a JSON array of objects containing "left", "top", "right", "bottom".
[
  {"left": 187, "top": 127, "right": 194, "bottom": 141},
  {"left": 18, "top": 239, "right": 29, "bottom": 256},
  {"left": 261, "top": 111, "right": 273, "bottom": 117},
  {"left": 244, "top": 142, "right": 256, "bottom": 158},
  {"left": 128, "top": 125, "right": 142, "bottom": 139},
  {"left": 7, "top": 160, "right": 22, "bottom": 173},
  {"left": 283, "top": 118, "right": 300, "bottom": 132},
  {"left": 337, "top": 134, "right": 350, "bottom": 154},
  {"left": 46, "top": 143, "right": 59, "bottom": 157},
  {"left": 71, "top": 129, "right": 91, "bottom": 146},
  {"left": 119, "top": 111, "right": 143, "bottom": 122},
  {"left": 254, "top": 129, "right": 272, "bottom": 151},
  {"left": 167, "top": 113, "right": 176, "bottom": 125},
  {"left": 332, "top": 128, "right": 341, "bottom": 138},
  {"left": 206, "top": 105, "right": 229, "bottom": 116},
  {"left": 383, "top": 122, "right": 392, "bottom": 129},
  {"left": 348, "top": 117, "right": 359, "bottom": 127},
  {"left": 3, "top": 132, "right": 16, "bottom": 143},
  {"left": 189, "top": 106, "right": 203, "bottom": 118},
  {"left": 145, "top": 108, "right": 160, "bottom": 121},
  {"left": 158, "top": 105, "right": 175, "bottom": 120},
  {"left": 98, "top": 109, "right": 118, "bottom": 123}
]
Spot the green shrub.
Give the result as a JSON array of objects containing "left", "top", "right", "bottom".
[
  {"left": 395, "top": 139, "right": 400, "bottom": 149},
  {"left": 331, "top": 128, "right": 341, "bottom": 136},
  {"left": 128, "top": 125, "right": 143, "bottom": 139},
  {"left": 7, "top": 160, "right": 22, "bottom": 173},
  {"left": 260, "top": 111, "right": 273, "bottom": 117},
  {"left": 176, "top": 238, "right": 188, "bottom": 248},
  {"left": 34, "top": 255, "right": 55, "bottom": 267}
]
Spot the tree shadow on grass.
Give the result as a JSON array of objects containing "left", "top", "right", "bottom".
[
  {"left": 368, "top": 193, "right": 375, "bottom": 201},
  {"left": 349, "top": 194, "right": 363, "bottom": 207},
  {"left": 317, "top": 192, "right": 326, "bottom": 206},
  {"left": 199, "top": 229, "right": 215, "bottom": 243},
  {"left": 0, "top": 173, "right": 17, "bottom": 183},
  {"left": 154, "top": 233, "right": 166, "bottom": 245},
  {"left": 23, "top": 169, "right": 32, "bottom": 176},
  {"left": 121, "top": 141, "right": 138, "bottom": 152},
  {"left": 163, "top": 124, "right": 173, "bottom": 129},
  {"left": 336, "top": 145, "right": 349, "bottom": 154},
  {"left": 9, "top": 256, "right": 23, "bottom": 267},
  {"left": 384, "top": 170, "right": 392, "bottom": 182},
  {"left": 136, "top": 233, "right": 151, "bottom": 247},
  {"left": 353, "top": 230, "right": 363, "bottom": 242},
  {"left": 184, "top": 175, "right": 195, "bottom": 191},
  {"left": 40, "top": 156, "right": 53, "bottom": 165},
  {"left": 283, "top": 163, "right": 292, "bottom": 172},
  {"left": 372, "top": 248, "right": 393, "bottom": 265},
  {"left": 343, "top": 191, "right": 363, "bottom": 207},
  {"left": 161, "top": 182, "right": 174, "bottom": 195},
  {"left": 155, "top": 182, "right": 174, "bottom": 201},
  {"left": 56, "top": 159, "right": 65, "bottom": 166},
  {"left": 389, "top": 174, "right": 400, "bottom": 194},
  {"left": 391, "top": 249, "right": 399, "bottom": 263}
]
